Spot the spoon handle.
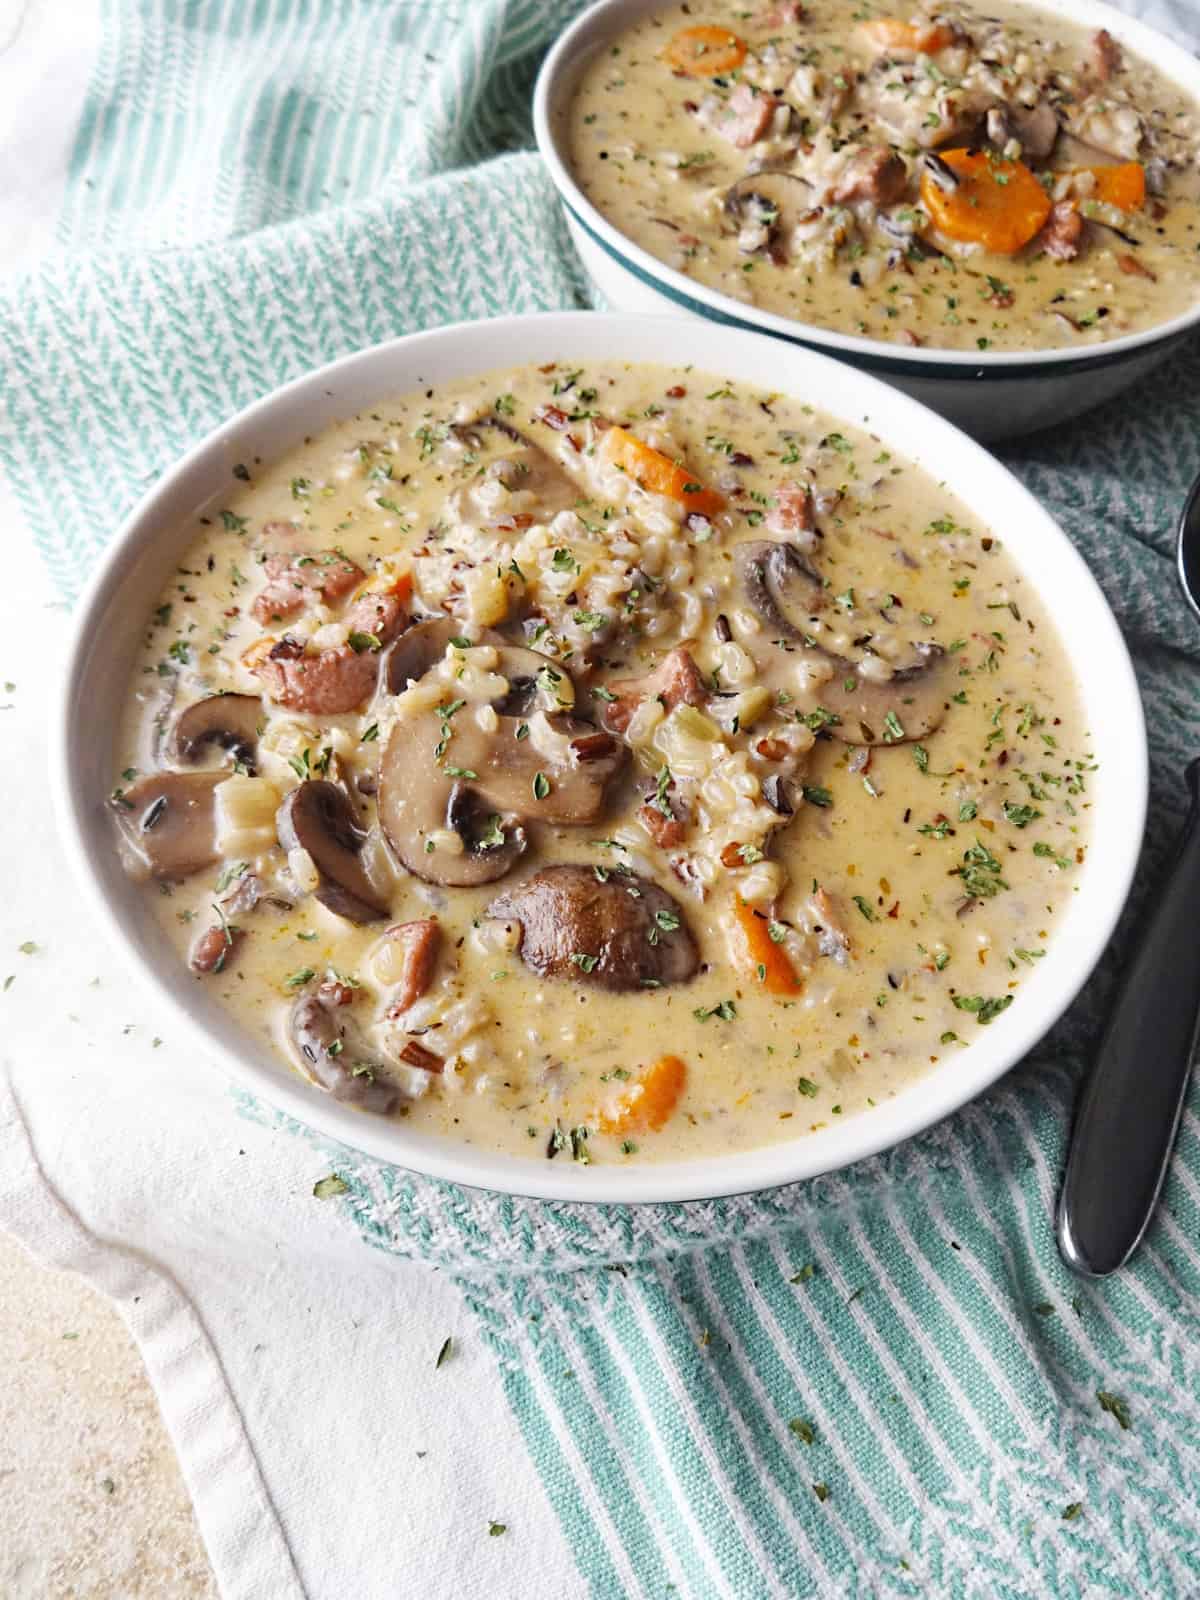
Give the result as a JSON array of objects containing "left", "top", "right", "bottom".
[{"left": 1057, "top": 760, "right": 1200, "bottom": 1276}]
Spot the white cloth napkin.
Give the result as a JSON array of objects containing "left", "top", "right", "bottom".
[{"left": 0, "top": 511, "right": 582, "bottom": 1596}]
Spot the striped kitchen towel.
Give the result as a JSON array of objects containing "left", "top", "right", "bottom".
[{"left": 5, "top": 1, "right": 1200, "bottom": 1594}]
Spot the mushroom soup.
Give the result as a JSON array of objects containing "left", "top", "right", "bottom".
[
  {"left": 110, "top": 361, "right": 1091, "bottom": 1164},
  {"left": 568, "top": 1, "right": 1200, "bottom": 351}
]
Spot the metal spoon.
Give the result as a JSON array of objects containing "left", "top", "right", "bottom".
[{"left": 1056, "top": 473, "right": 1200, "bottom": 1276}]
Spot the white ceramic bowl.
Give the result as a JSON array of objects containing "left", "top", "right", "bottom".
[
  {"left": 534, "top": 0, "right": 1200, "bottom": 441},
  {"left": 56, "top": 312, "right": 1146, "bottom": 1203}
]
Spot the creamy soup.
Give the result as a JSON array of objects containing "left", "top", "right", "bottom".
[
  {"left": 568, "top": 1, "right": 1200, "bottom": 351},
  {"left": 110, "top": 361, "right": 1091, "bottom": 1166}
]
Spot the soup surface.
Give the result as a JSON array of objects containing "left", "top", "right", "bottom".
[
  {"left": 111, "top": 361, "right": 1091, "bottom": 1166},
  {"left": 568, "top": 0, "right": 1200, "bottom": 351}
]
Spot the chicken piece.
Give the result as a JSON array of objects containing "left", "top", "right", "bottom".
[
  {"left": 831, "top": 146, "right": 907, "bottom": 207},
  {"left": 602, "top": 647, "right": 706, "bottom": 737},
  {"left": 252, "top": 551, "right": 364, "bottom": 625},
  {"left": 252, "top": 590, "right": 409, "bottom": 715},
  {"left": 766, "top": 481, "right": 816, "bottom": 540},
  {"left": 1038, "top": 201, "right": 1085, "bottom": 262},
  {"left": 1089, "top": 28, "right": 1122, "bottom": 82},
  {"left": 717, "top": 83, "right": 774, "bottom": 149}
]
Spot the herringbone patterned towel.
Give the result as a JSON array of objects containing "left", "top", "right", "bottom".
[{"left": 5, "top": 2, "right": 1200, "bottom": 1594}]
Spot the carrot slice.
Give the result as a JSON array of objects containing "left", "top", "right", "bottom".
[
  {"left": 663, "top": 24, "right": 747, "bottom": 77},
  {"left": 350, "top": 568, "right": 413, "bottom": 609},
  {"left": 919, "top": 149, "right": 1052, "bottom": 254},
  {"left": 858, "top": 17, "right": 956, "bottom": 54},
  {"left": 733, "top": 896, "right": 803, "bottom": 995},
  {"left": 598, "top": 1054, "right": 687, "bottom": 1136},
  {"left": 600, "top": 425, "right": 724, "bottom": 518},
  {"left": 1078, "top": 162, "right": 1145, "bottom": 212}
]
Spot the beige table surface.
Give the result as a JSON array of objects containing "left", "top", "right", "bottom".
[{"left": 0, "top": 1228, "right": 216, "bottom": 1598}]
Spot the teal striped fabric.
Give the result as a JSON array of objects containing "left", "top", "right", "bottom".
[{"left": 7, "top": 3, "right": 1200, "bottom": 1593}]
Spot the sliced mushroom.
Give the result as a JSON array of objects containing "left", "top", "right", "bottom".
[
  {"left": 985, "top": 101, "right": 1059, "bottom": 164},
  {"left": 111, "top": 772, "right": 223, "bottom": 879},
  {"left": 276, "top": 780, "right": 390, "bottom": 922},
  {"left": 813, "top": 643, "right": 949, "bottom": 745},
  {"left": 737, "top": 540, "right": 827, "bottom": 636},
  {"left": 450, "top": 414, "right": 581, "bottom": 518},
  {"left": 379, "top": 652, "right": 626, "bottom": 887},
  {"left": 289, "top": 989, "right": 397, "bottom": 1113},
  {"left": 487, "top": 865, "right": 699, "bottom": 992},
  {"left": 170, "top": 693, "right": 263, "bottom": 773},
  {"left": 383, "top": 616, "right": 465, "bottom": 695},
  {"left": 724, "top": 171, "right": 812, "bottom": 257},
  {"left": 735, "top": 540, "right": 951, "bottom": 744}
]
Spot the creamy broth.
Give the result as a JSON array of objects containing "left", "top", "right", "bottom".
[
  {"left": 568, "top": 1, "right": 1200, "bottom": 352},
  {"left": 110, "top": 361, "right": 1091, "bottom": 1166}
]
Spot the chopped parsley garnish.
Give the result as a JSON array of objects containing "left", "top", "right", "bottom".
[
  {"left": 852, "top": 895, "right": 876, "bottom": 923},
  {"left": 796, "top": 1077, "right": 819, "bottom": 1098},
  {"left": 479, "top": 815, "right": 506, "bottom": 849},
  {"left": 951, "top": 993, "right": 1013, "bottom": 1025},
  {"left": 435, "top": 1336, "right": 453, "bottom": 1369},
  {"left": 956, "top": 838, "right": 1008, "bottom": 900},
  {"left": 283, "top": 967, "right": 315, "bottom": 990},
  {"left": 533, "top": 771, "right": 551, "bottom": 801},
  {"left": 694, "top": 1000, "right": 737, "bottom": 1022},
  {"left": 802, "top": 786, "right": 833, "bottom": 808},
  {"left": 570, "top": 952, "right": 599, "bottom": 973},
  {"left": 653, "top": 765, "right": 674, "bottom": 819},
  {"left": 569, "top": 1125, "right": 591, "bottom": 1164},
  {"left": 1097, "top": 1390, "right": 1131, "bottom": 1431},
  {"left": 1002, "top": 801, "right": 1042, "bottom": 828}
]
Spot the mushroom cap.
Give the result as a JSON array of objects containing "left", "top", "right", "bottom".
[
  {"left": 276, "top": 780, "right": 391, "bottom": 923},
  {"left": 450, "top": 413, "right": 582, "bottom": 518},
  {"left": 111, "top": 772, "right": 223, "bottom": 879},
  {"left": 383, "top": 616, "right": 468, "bottom": 696},
  {"left": 734, "top": 540, "right": 951, "bottom": 745},
  {"left": 289, "top": 989, "right": 397, "bottom": 1113},
  {"left": 170, "top": 692, "right": 263, "bottom": 773},
  {"left": 724, "top": 170, "right": 813, "bottom": 252},
  {"left": 487, "top": 864, "right": 699, "bottom": 992},
  {"left": 379, "top": 649, "right": 626, "bottom": 888}
]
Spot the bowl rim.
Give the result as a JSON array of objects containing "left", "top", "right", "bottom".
[
  {"left": 54, "top": 310, "right": 1147, "bottom": 1205},
  {"left": 533, "top": 0, "right": 1200, "bottom": 372}
]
